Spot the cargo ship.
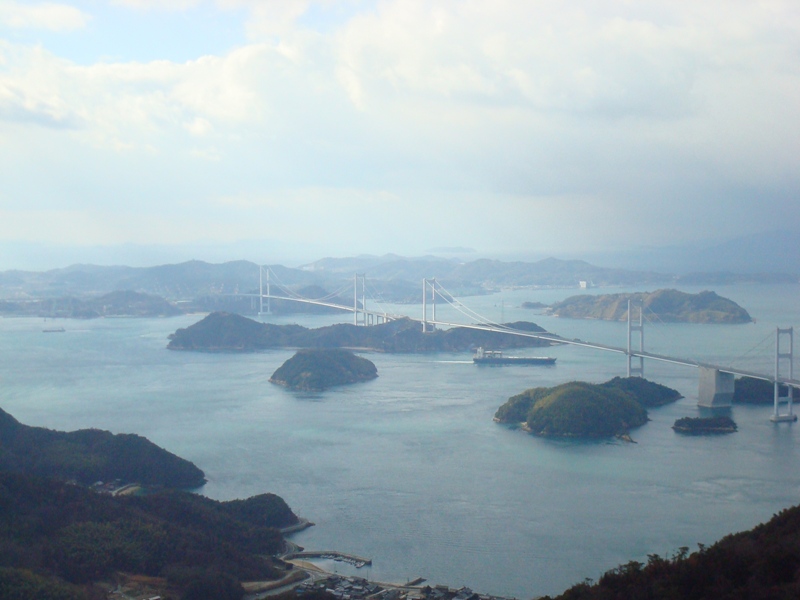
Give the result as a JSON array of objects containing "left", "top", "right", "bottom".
[{"left": 472, "top": 347, "right": 556, "bottom": 365}]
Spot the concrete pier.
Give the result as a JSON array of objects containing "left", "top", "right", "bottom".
[{"left": 698, "top": 367, "right": 735, "bottom": 408}]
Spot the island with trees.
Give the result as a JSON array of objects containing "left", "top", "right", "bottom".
[
  {"left": 672, "top": 416, "right": 738, "bottom": 434},
  {"left": 494, "top": 377, "right": 681, "bottom": 438},
  {"left": 548, "top": 289, "right": 752, "bottom": 323},
  {"left": 270, "top": 349, "right": 378, "bottom": 391},
  {"left": 167, "top": 312, "right": 552, "bottom": 353},
  {"left": 733, "top": 375, "right": 799, "bottom": 404}
]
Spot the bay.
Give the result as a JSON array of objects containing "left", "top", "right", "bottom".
[{"left": 1, "top": 283, "right": 799, "bottom": 598}]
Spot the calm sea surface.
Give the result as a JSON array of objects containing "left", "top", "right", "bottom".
[{"left": 1, "top": 283, "right": 800, "bottom": 598}]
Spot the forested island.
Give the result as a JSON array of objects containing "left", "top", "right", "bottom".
[
  {"left": 0, "top": 408, "right": 300, "bottom": 600},
  {"left": 0, "top": 407, "right": 205, "bottom": 488},
  {"left": 672, "top": 416, "right": 738, "bottom": 434},
  {"left": 270, "top": 349, "right": 378, "bottom": 391},
  {"left": 733, "top": 375, "right": 799, "bottom": 404},
  {"left": 548, "top": 289, "right": 752, "bottom": 323},
  {"left": 494, "top": 377, "right": 681, "bottom": 438},
  {"left": 167, "top": 312, "right": 551, "bottom": 353}
]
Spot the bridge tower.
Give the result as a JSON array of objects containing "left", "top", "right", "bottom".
[
  {"left": 421, "top": 278, "right": 436, "bottom": 332},
  {"left": 258, "top": 265, "right": 271, "bottom": 316},
  {"left": 354, "top": 274, "right": 367, "bottom": 326},
  {"left": 626, "top": 299, "right": 644, "bottom": 378},
  {"left": 771, "top": 327, "right": 797, "bottom": 422}
]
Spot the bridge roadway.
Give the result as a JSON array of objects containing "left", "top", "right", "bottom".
[{"left": 229, "top": 293, "right": 800, "bottom": 389}]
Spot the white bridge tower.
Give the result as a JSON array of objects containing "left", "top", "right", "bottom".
[
  {"left": 627, "top": 299, "right": 644, "bottom": 378},
  {"left": 771, "top": 327, "right": 797, "bottom": 422}
]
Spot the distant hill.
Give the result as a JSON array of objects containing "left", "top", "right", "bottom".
[
  {"left": 167, "top": 312, "right": 551, "bottom": 353},
  {"left": 0, "top": 407, "right": 206, "bottom": 488},
  {"left": 270, "top": 349, "right": 378, "bottom": 391},
  {"left": 301, "top": 255, "right": 672, "bottom": 288},
  {"left": 0, "top": 290, "right": 183, "bottom": 318},
  {"left": 549, "top": 289, "right": 752, "bottom": 323}
]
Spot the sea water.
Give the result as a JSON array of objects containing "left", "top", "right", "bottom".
[{"left": 1, "top": 283, "right": 799, "bottom": 598}]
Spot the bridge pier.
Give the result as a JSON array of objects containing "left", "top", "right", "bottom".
[{"left": 698, "top": 367, "right": 735, "bottom": 408}]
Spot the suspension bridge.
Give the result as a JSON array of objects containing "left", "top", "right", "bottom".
[{"left": 237, "top": 266, "right": 799, "bottom": 422}]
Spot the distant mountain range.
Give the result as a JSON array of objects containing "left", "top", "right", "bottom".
[{"left": 0, "top": 247, "right": 796, "bottom": 314}]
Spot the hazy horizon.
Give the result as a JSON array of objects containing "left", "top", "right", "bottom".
[{"left": 1, "top": 1, "right": 798, "bottom": 268}]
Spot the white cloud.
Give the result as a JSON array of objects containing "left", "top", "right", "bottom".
[
  {"left": 0, "top": 1, "right": 90, "bottom": 31},
  {"left": 0, "top": 0, "right": 799, "bottom": 254}
]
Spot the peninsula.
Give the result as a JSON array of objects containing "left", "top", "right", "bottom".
[
  {"left": 167, "top": 312, "right": 552, "bottom": 353},
  {"left": 270, "top": 349, "right": 378, "bottom": 391},
  {"left": 0, "top": 407, "right": 302, "bottom": 600},
  {"left": 548, "top": 289, "right": 752, "bottom": 323},
  {"left": 0, "top": 407, "right": 206, "bottom": 488},
  {"left": 494, "top": 377, "right": 681, "bottom": 438}
]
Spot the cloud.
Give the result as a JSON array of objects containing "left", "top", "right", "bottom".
[
  {"left": 0, "top": 0, "right": 799, "bottom": 256},
  {"left": 111, "top": 0, "right": 201, "bottom": 10},
  {"left": 0, "top": 1, "right": 90, "bottom": 31}
]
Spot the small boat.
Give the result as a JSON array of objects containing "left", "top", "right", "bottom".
[
  {"left": 42, "top": 327, "right": 66, "bottom": 333},
  {"left": 473, "top": 347, "right": 556, "bottom": 365}
]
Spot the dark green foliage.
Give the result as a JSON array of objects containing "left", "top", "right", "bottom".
[
  {"left": 734, "top": 376, "right": 798, "bottom": 404},
  {"left": 168, "top": 313, "right": 550, "bottom": 353},
  {"left": 601, "top": 376, "right": 683, "bottom": 407},
  {"left": 495, "top": 377, "right": 680, "bottom": 437},
  {"left": 493, "top": 387, "right": 553, "bottom": 423},
  {"left": 181, "top": 573, "right": 245, "bottom": 600},
  {"left": 673, "top": 416, "right": 737, "bottom": 434},
  {"left": 550, "top": 289, "right": 752, "bottom": 323},
  {"left": 0, "top": 567, "right": 89, "bottom": 600},
  {"left": 0, "top": 408, "right": 206, "bottom": 488},
  {"left": 546, "top": 504, "right": 800, "bottom": 600},
  {"left": 0, "top": 471, "right": 290, "bottom": 586},
  {"left": 270, "top": 349, "right": 378, "bottom": 391},
  {"left": 525, "top": 383, "right": 648, "bottom": 438}
]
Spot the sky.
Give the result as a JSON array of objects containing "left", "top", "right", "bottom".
[{"left": 0, "top": 0, "right": 798, "bottom": 268}]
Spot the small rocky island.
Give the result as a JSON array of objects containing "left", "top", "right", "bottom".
[
  {"left": 494, "top": 377, "right": 681, "bottom": 438},
  {"left": 548, "top": 289, "right": 752, "bottom": 323},
  {"left": 270, "top": 349, "right": 378, "bottom": 391},
  {"left": 673, "top": 416, "right": 737, "bottom": 434}
]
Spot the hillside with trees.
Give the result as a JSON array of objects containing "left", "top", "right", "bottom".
[
  {"left": 0, "top": 471, "right": 295, "bottom": 599},
  {"left": 544, "top": 504, "right": 800, "bottom": 599},
  {"left": 0, "top": 408, "right": 205, "bottom": 488}
]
